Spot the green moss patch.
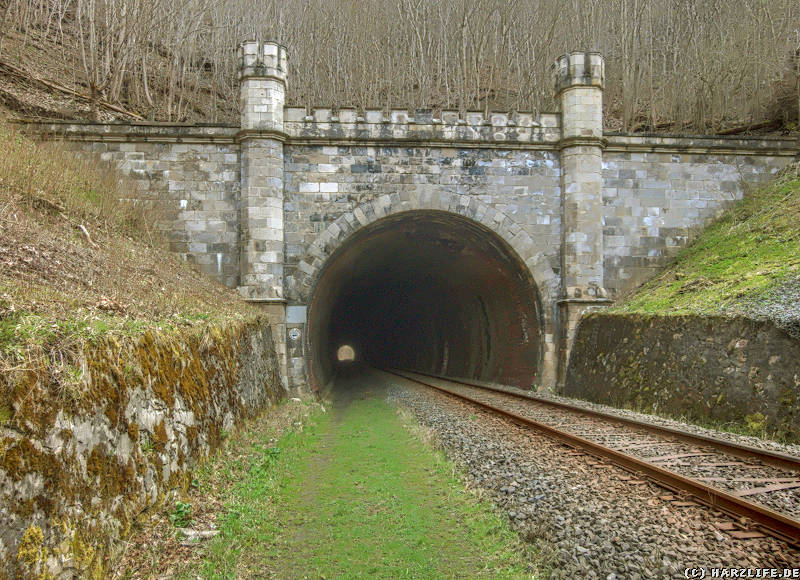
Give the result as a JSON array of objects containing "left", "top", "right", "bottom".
[{"left": 614, "top": 164, "right": 800, "bottom": 321}]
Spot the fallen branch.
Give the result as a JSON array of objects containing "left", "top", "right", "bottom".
[
  {"left": 717, "top": 119, "right": 782, "bottom": 136},
  {"left": 77, "top": 223, "right": 99, "bottom": 248},
  {"left": 31, "top": 195, "right": 65, "bottom": 215},
  {"left": 177, "top": 528, "right": 220, "bottom": 546},
  {"left": 0, "top": 60, "right": 144, "bottom": 120}
]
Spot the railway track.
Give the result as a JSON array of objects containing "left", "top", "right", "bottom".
[{"left": 384, "top": 368, "right": 800, "bottom": 547}]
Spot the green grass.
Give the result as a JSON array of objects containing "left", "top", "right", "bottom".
[
  {"left": 192, "top": 394, "right": 539, "bottom": 579},
  {"left": 614, "top": 166, "right": 800, "bottom": 315}
]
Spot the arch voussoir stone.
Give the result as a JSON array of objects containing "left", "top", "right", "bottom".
[
  {"left": 291, "top": 191, "right": 563, "bottom": 391},
  {"left": 288, "top": 194, "right": 559, "bottom": 309}
]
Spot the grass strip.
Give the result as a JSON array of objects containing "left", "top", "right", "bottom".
[{"left": 192, "top": 392, "right": 539, "bottom": 579}]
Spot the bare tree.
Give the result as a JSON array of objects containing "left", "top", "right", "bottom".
[{"left": 3, "top": 0, "right": 799, "bottom": 131}]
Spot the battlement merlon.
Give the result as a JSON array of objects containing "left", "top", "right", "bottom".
[
  {"left": 281, "top": 107, "right": 562, "bottom": 144},
  {"left": 553, "top": 51, "right": 604, "bottom": 95}
]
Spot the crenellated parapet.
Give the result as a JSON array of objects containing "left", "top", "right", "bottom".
[
  {"left": 282, "top": 107, "right": 561, "bottom": 145},
  {"left": 22, "top": 120, "right": 800, "bottom": 156}
]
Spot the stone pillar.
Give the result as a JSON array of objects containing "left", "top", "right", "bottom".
[
  {"left": 555, "top": 51, "right": 612, "bottom": 386},
  {"left": 237, "top": 40, "right": 289, "bottom": 388}
]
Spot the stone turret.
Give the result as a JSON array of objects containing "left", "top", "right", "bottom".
[
  {"left": 239, "top": 41, "right": 288, "bottom": 132},
  {"left": 237, "top": 39, "right": 287, "bottom": 302},
  {"left": 238, "top": 40, "right": 289, "bottom": 387},
  {"left": 554, "top": 51, "right": 604, "bottom": 140},
  {"left": 555, "top": 51, "right": 610, "bottom": 385}
]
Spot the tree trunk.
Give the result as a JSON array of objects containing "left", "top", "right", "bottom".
[{"left": 0, "top": 0, "right": 12, "bottom": 58}]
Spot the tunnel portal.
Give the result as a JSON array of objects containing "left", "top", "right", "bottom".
[{"left": 306, "top": 211, "right": 543, "bottom": 391}]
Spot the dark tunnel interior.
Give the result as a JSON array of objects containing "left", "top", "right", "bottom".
[{"left": 306, "top": 211, "right": 543, "bottom": 391}]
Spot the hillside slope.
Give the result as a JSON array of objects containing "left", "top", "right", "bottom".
[
  {"left": 565, "top": 164, "right": 800, "bottom": 442},
  {"left": 0, "top": 122, "right": 284, "bottom": 579},
  {"left": 0, "top": 121, "right": 260, "bottom": 400},
  {"left": 613, "top": 163, "right": 800, "bottom": 336}
]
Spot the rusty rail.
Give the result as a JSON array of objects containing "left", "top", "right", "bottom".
[
  {"left": 397, "top": 369, "right": 800, "bottom": 474},
  {"left": 385, "top": 368, "right": 800, "bottom": 547}
]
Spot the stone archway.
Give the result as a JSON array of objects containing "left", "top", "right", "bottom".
[
  {"left": 288, "top": 192, "right": 559, "bottom": 303},
  {"left": 286, "top": 192, "right": 560, "bottom": 391}
]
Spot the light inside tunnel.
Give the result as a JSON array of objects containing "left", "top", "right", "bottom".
[
  {"left": 306, "top": 211, "right": 543, "bottom": 390},
  {"left": 337, "top": 344, "right": 356, "bottom": 362}
]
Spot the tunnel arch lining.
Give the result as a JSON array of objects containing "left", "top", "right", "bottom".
[
  {"left": 288, "top": 192, "right": 560, "bottom": 305},
  {"left": 291, "top": 193, "right": 562, "bottom": 390}
]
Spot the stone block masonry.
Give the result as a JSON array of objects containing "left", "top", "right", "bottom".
[
  {"left": 236, "top": 41, "right": 290, "bottom": 387},
  {"left": 22, "top": 44, "right": 800, "bottom": 393},
  {"left": 555, "top": 52, "right": 611, "bottom": 385},
  {"left": 239, "top": 136, "right": 284, "bottom": 300},
  {"left": 282, "top": 145, "right": 563, "bottom": 282},
  {"left": 33, "top": 123, "right": 243, "bottom": 289},
  {"left": 566, "top": 313, "right": 800, "bottom": 443},
  {"left": 0, "top": 318, "right": 284, "bottom": 579},
  {"left": 601, "top": 142, "right": 791, "bottom": 296},
  {"left": 237, "top": 41, "right": 288, "bottom": 303}
]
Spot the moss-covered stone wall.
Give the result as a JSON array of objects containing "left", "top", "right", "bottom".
[
  {"left": 0, "top": 318, "right": 284, "bottom": 579},
  {"left": 565, "top": 313, "right": 800, "bottom": 442}
]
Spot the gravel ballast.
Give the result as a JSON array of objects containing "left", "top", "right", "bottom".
[{"left": 381, "top": 371, "right": 800, "bottom": 579}]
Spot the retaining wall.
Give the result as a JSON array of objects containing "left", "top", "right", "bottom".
[
  {"left": 0, "top": 318, "right": 283, "bottom": 578},
  {"left": 565, "top": 313, "right": 800, "bottom": 442}
]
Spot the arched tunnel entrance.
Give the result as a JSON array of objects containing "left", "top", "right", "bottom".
[{"left": 306, "top": 211, "right": 543, "bottom": 391}]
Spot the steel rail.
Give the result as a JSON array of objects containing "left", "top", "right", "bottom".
[
  {"left": 384, "top": 368, "right": 800, "bottom": 547},
  {"left": 394, "top": 368, "right": 800, "bottom": 474}
]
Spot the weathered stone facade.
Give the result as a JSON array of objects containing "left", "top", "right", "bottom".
[
  {"left": 565, "top": 313, "right": 800, "bottom": 443},
  {"left": 24, "top": 43, "right": 800, "bottom": 392},
  {"left": 44, "top": 125, "right": 243, "bottom": 287},
  {"left": 0, "top": 318, "right": 283, "bottom": 579},
  {"left": 601, "top": 143, "right": 792, "bottom": 296},
  {"left": 282, "top": 146, "right": 563, "bottom": 386}
]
